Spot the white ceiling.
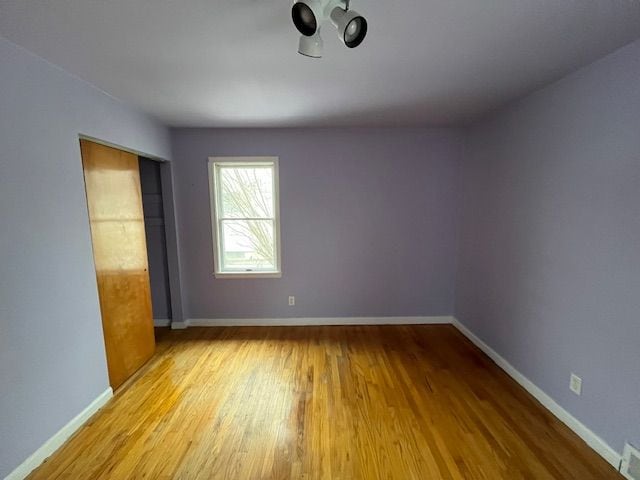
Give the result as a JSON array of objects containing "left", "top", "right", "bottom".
[{"left": 1, "top": 1, "right": 639, "bottom": 127}]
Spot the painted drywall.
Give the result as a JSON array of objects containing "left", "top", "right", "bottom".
[
  {"left": 456, "top": 39, "right": 640, "bottom": 453},
  {"left": 0, "top": 36, "right": 171, "bottom": 477},
  {"left": 170, "top": 128, "right": 462, "bottom": 319},
  {"left": 140, "top": 158, "right": 172, "bottom": 321}
]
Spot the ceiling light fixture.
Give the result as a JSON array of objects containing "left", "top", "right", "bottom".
[
  {"left": 298, "top": 30, "right": 324, "bottom": 58},
  {"left": 292, "top": 0, "right": 368, "bottom": 58}
]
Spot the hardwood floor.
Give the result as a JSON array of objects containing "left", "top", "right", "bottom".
[{"left": 29, "top": 326, "right": 621, "bottom": 479}]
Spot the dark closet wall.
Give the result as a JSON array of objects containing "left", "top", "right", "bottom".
[{"left": 140, "top": 158, "right": 172, "bottom": 322}]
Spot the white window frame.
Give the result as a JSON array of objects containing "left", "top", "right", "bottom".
[{"left": 208, "top": 157, "right": 282, "bottom": 279}]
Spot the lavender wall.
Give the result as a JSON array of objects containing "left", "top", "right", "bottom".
[
  {"left": 0, "top": 36, "right": 171, "bottom": 477},
  {"left": 171, "top": 128, "right": 462, "bottom": 319},
  {"left": 456, "top": 39, "right": 640, "bottom": 453}
]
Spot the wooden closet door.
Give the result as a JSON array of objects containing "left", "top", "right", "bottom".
[{"left": 80, "top": 139, "right": 155, "bottom": 389}]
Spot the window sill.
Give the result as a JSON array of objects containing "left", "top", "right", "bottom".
[{"left": 213, "top": 271, "right": 282, "bottom": 279}]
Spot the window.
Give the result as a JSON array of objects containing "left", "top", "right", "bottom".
[{"left": 208, "top": 157, "right": 281, "bottom": 278}]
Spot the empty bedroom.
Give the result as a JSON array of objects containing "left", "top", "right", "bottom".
[{"left": 0, "top": 1, "right": 639, "bottom": 479}]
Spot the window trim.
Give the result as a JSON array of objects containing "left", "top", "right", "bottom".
[{"left": 207, "top": 156, "right": 282, "bottom": 279}]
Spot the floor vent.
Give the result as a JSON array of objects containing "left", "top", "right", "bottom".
[{"left": 621, "top": 443, "right": 640, "bottom": 480}]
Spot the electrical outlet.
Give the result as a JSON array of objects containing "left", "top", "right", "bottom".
[
  {"left": 569, "top": 373, "right": 582, "bottom": 396},
  {"left": 621, "top": 442, "right": 640, "bottom": 480},
  {"left": 288, "top": 296, "right": 295, "bottom": 306}
]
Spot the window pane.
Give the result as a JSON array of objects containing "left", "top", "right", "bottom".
[
  {"left": 220, "top": 219, "right": 276, "bottom": 271},
  {"left": 219, "top": 166, "right": 274, "bottom": 219}
]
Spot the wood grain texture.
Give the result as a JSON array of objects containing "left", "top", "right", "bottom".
[
  {"left": 29, "top": 326, "right": 621, "bottom": 479},
  {"left": 80, "top": 139, "right": 155, "bottom": 389}
]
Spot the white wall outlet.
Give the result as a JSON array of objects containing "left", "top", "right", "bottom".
[
  {"left": 288, "top": 296, "right": 295, "bottom": 306},
  {"left": 621, "top": 442, "right": 640, "bottom": 480},
  {"left": 569, "top": 373, "right": 582, "bottom": 396}
]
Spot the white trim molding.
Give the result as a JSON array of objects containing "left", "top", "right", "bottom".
[
  {"left": 207, "top": 157, "right": 282, "bottom": 279},
  {"left": 154, "top": 318, "right": 171, "bottom": 327},
  {"left": 6, "top": 387, "right": 113, "bottom": 480},
  {"left": 170, "top": 320, "right": 189, "bottom": 330},
  {"left": 451, "top": 317, "right": 622, "bottom": 469},
  {"left": 185, "top": 316, "right": 454, "bottom": 327}
]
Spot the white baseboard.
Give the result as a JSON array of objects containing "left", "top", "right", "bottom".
[
  {"left": 186, "top": 315, "right": 453, "bottom": 327},
  {"left": 170, "top": 320, "right": 189, "bottom": 329},
  {"left": 451, "top": 317, "right": 621, "bottom": 469},
  {"left": 154, "top": 318, "right": 171, "bottom": 327},
  {"left": 6, "top": 387, "right": 113, "bottom": 480}
]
